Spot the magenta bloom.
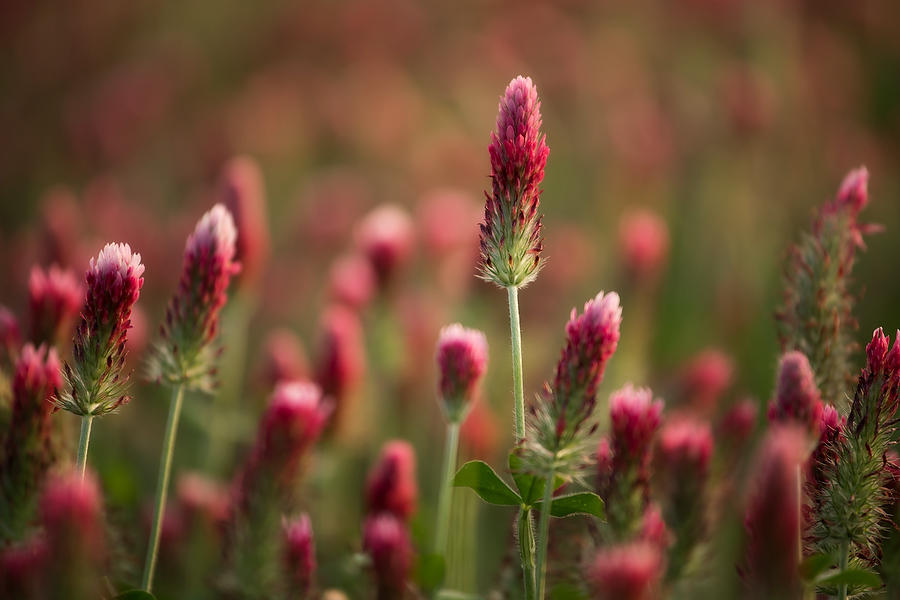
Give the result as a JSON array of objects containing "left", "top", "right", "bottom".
[
  {"left": 234, "top": 382, "right": 329, "bottom": 514},
  {"left": 219, "top": 156, "right": 270, "bottom": 289},
  {"left": 656, "top": 417, "right": 713, "bottom": 481},
  {"left": 27, "top": 264, "right": 83, "bottom": 346},
  {"left": 743, "top": 426, "right": 807, "bottom": 598},
  {"left": 354, "top": 204, "right": 415, "bottom": 287},
  {"left": 680, "top": 349, "right": 733, "bottom": 413},
  {"left": 40, "top": 468, "right": 105, "bottom": 557},
  {"left": 362, "top": 513, "right": 413, "bottom": 597},
  {"left": 0, "top": 535, "right": 48, "bottom": 598},
  {"left": 314, "top": 305, "right": 365, "bottom": 427},
  {"left": 328, "top": 253, "right": 376, "bottom": 310},
  {"left": 153, "top": 204, "right": 240, "bottom": 390},
  {"left": 585, "top": 541, "right": 663, "bottom": 600},
  {"left": 610, "top": 384, "right": 664, "bottom": 469},
  {"left": 639, "top": 504, "right": 671, "bottom": 551},
  {"left": 550, "top": 291, "right": 622, "bottom": 443},
  {"left": 365, "top": 440, "right": 418, "bottom": 522},
  {"left": 717, "top": 398, "right": 758, "bottom": 447},
  {"left": 436, "top": 323, "right": 488, "bottom": 421},
  {"left": 0, "top": 305, "right": 22, "bottom": 365},
  {"left": 479, "top": 76, "right": 549, "bottom": 288},
  {"left": 618, "top": 209, "right": 669, "bottom": 282},
  {"left": 768, "top": 351, "right": 823, "bottom": 434},
  {"left": 283, "top": 513, "right": 316, "bottom": 595},
  {"left": 830, "top": 166, "right": 869, "bottom": 217},
  {"left": 850, "top": 327, "right": 900, "bottom": 436},
  {"left": 57, "top": 242, "right": 144, "bottom": 416}
]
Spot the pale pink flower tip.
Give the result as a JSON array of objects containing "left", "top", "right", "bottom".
[
  {"left": 283, "top": 513, "right": 316, "bottom": 593},
  {"left": 366, "top": 440, "right": 418, "bottom": 521},
  {"left": 610, "top": 384, "right": 664, "bottom": 461},
  {"left": 355, "top": 204, "right": 415, "bottom": 285},
  {"left": 91, "top": 242, "right": 145, "bottom": 280},
  {"left": 835, "top": 166, "right": 869, "bottom": 214},
  {"left": 769, "top": 351, "right": 822, "bottom": 432},
  {"left": 187, "top": 203, "right": 239, "bottom": 261},
  {"left": 436, "top": 324, "right": 488, "bottom": 417},
  {"left": 619, "top": 210, "right": 670, "bottom": 280},
  {"left": 586, "top": 541, "right": 663, "bottom": 600}
]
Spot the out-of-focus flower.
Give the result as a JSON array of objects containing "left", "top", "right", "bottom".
[
  {"left": 585, "top": 541, "right": 663, "bottom": 600},
  {"left": 0, "top": 535, "right": 47, "bottom": 598},
  {"left": 618, "top": 209, "right": 669, "bottom": 283},
  {"left": 362, "top": 513, "right": 412, "bottom": 597},
  {"left": 149, "top": 204, "right": 240, "bottom": 392},
  {"left": 39, "top": 185, "right": 84, "bottom": 268},
  {"left": 257, "top": 328, "right": 310, "bottom": 389},
  {"left": 460, "top": 399, "right": 501, "bottom": 459},
  {"left": 354, "top": 204, "right": 415, "bottom": 288},
  {"left": 233, "top": 381, "right": 329, "bottom": 515},
  {"left": 436, "top": 324, "right": 488, "bottom": 422},
  {"left": 328, "top": 253, "right": 376, "bottom": 310},
  {"left": 314, "top": 305, "right": 365, "bottom": 427},
  {"left": 742, "top": 426, "right": 807, "bottom": 599},
  {"left": 768, "top": 351, "right": 823, "bottom": 435},
  {"left": 0, "top": 305, "right": 21, "bottom": 365},
  {"left": 680, "top": 349, "right": 734, "bottom": 414},
  {"left": 56, "top": 243, "right": 144, "bottom": 417},
  {"left": 479, "top": 76, "right": 549, "bottom": 289},
  {"left": 283, "top": 513, "right": 316, "bottom": 596},
  {"left": 417, "top": 188, "right": 480, "bottom": 258},
  {"left": 177, "top": 472, "right": 230, "bottom": 525},
  {"left": 365, "top": 440, "right": 418, "bottom": 521},
  {"left": 718, "top": 398, "right": 758, "bottom": 447},
  {"left": 601, "top": 384, "right": 664, "bottom": 539},
  {"left": 2, "top": 344, "right": 62, "bottom": 525},
  {"left": 27, "top": 264, "right": 82, "bottom": 346},
  {"left": 639, "top": 503, "right": 671, "bottom": 551},
  {"left": 218, "top": 156, "right": 269, "bottom": 290}
]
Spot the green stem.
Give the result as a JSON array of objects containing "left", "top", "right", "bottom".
[
  {"left": 838, "top": 540, "right": 849, "bottom": 600},
  {"left": 518, "top": 507, "right": 536, "bottom": 600},
  {"left": 434, "top": 421, "right": 461, "bottom": 556},
  {"left": 507, "top": 286, "right": 525, "bottom": 441},
  {"left": 142, "top": 385, "right": 185, "bottom": 592},
  {"left": 535, "top": 469, "right": 556, "bottom": 600},
  {"left": 75, "top": 415, "right": 94, "bottom": 478}
]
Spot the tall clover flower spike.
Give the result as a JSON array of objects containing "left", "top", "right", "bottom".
[
  {"left": 479, "top": 76, "right": 549, "bottom": 289},
  {"left": 149, "top": 203, "right": 240, "bottom": 391},
  {"left": 56, "top": 242, "right": 144, "bottom": 418},
  {"left": 777, "top": 167, "right": 878, "bottom": 407},
  {"left": 436, "top": 324, "right": 488, "bottom": 423}
]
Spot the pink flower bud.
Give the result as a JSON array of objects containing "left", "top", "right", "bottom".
[
  {"left": 610, "top": 384, "right": 663, "bottom": 468},
  {"left": 479, "top": 76, "right": 549, "bottom": 288},
  {"left": 283, "top": 513, "right": 316, "bottom": 595},
  {"left": 354, "top": 204, "right": 415, "bottom": 287},
  {"left": 328, "top": 253, "right": 376, "bottom": 310},
  {"left": 436, "top": 324, "right": 488, "bottom": 422},
  {"left": 834, "top": 166, "right": 869, "bottom": 215},
  {"left": 314, "top": 305, "right": 365, "bottom": 426},
  {"left": 768, "top": 351, "right": 823, "bottom": 435},
  {"left": 742, "top": 426, "right": 807, "bottom": 597},
  {"left": 0, "top": 305, "right": 21, "bottom": 364},
  {"left": 585, "top": 541, "right": 663, "bottom": 600},
  {"left": 550, "top": 292, "right": 622, "bottom": 442},
  {"left": 866, "top": 327, "right": 890, "bottom": 374},
  {"left": 680, "top": 349, "right": 734, "bottom": 414},
  {"left": 365, "top": 441, "right": 418, "bottom": 521},
  {"left": 618, "top": 209, "right": 669, "bottom": 282},
  {"left": 218, "top": 156, "right": 270, "bottom": 289},
  {"left": 58, "top": 242, "right": 144, "bottom": 416},
  {"left": 27, "top": 264, "right": 83, "bottom": 346},
  {"left": 257, "top": 328, "right": 310, "bottom": 388},
  {"left": 362, "top": 513, "right": 412, "bottom": 595}
]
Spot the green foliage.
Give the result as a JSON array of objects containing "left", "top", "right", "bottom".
[
  {"left": 532, "top": 492, "right": 605, "bottom": 519},
  {"left": 453, "top": 460, "right": 521, "bottom": 506}
]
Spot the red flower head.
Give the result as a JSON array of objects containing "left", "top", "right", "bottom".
[
  {"left": 27, "top": 264, "right": 83, "bottom": 346},
  {"left": 153, "top": 204, "right": 240, "bottom": 391},
  {"left": 219, "top": 156, "right": 269, "bottom": 290},
  {"left": 283, "top": 513, "right": 316, "bottom": 595},
  {"left": 436, "top": 324, "right": 488, "bottom": 422},
  {"left": 57, "top": 243, "right": 144, "bottom": 417},
  {"left": 610, "top": 384, "right": 664, "bottom": 470},
  {"left": 618, "top": 209, "right": 669, "bottom": 282},
  {"left": 365, "top": 440, "right": 418, "bottom": 521},
  {"left": 362, "top": 513, "right": 413, "bottom": 596},
  {"left": 479, "top": 76, "right": 549, "bottom": 289},
  {"left": 355, "top": 204, "right": 415, "bottom": 288},
  {"left": 586, "top": 541, "right": 663, "bottom": 600},
  {"left": 768, "top": 351, "right": 823, "bottom": 434}
]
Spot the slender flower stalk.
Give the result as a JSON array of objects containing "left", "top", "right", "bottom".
[
  {"left": 55, "top": 243, "right": 144, "bottom": 475},
  {"left": 143, "top": 204, "right": 238, "bottom": 592},
  {"left": 478, "top": 76, "right": 549, "bottom": 441}
]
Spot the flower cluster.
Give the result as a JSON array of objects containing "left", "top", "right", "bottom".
[
  {"left": 149, "top": 204, "right": 240, "bottom": 392},
  {"left": 479, "top": 76, "right": 549, "bottom": 289},
  {"left": 56, "top": 242, "right": 144, "bottom": 417}
]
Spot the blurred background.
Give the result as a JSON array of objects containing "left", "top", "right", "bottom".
[{"left": 1, "top": 0, "right": 899, "bottom": 596}]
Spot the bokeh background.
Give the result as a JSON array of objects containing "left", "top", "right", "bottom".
[{"left": 1, "top": 0, "right": 899, "bottom": 596}]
